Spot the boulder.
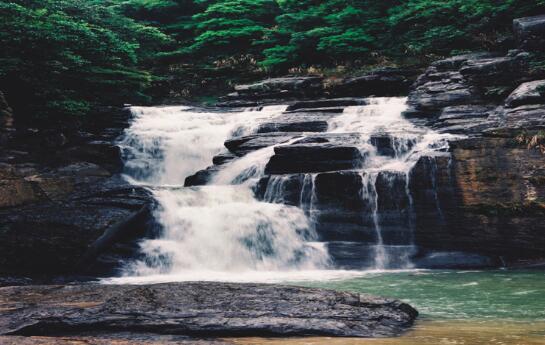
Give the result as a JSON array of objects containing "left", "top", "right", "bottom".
[
  {"left": 0, "top": 282, "right": 418, "bottom": 338},
  {"left": 513, "top": 15, "right": 545, "bottom": 51},
  {"left": 504, "top": 80, "right": 545, "bottom": 108}
]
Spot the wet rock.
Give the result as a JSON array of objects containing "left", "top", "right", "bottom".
[
  {"left": 0, "top": 282, "right": 418, "bottom": 338},
  {"left": 212, "top": 152, "right": 237, "bottom": 165},
  {"left": 257, "top": 118, "right": 330, "bottom": 133},
  {"left": 326, "top": 242, "right": 377, "bottom": 268},
  {"left": 405, "top": 68, "right": 482, "bottom": 118},
  {"left": 459, "top": 52, "right": 530, "bottom": 88},
  {"left": 431, "top": 105, "right": 495, "bottom": 134},
  {"left": 514, "top": 15, "right": 545, "bottom": 51},
  {"left": 430, "top": 52, "right": 501, "bottom": 71},
  {"left": 375, "top": 171, "right": 412, "bottom": 245},
  {"left": 254, "top": 174, "right": 307, "bottom": 206},
  {"left": 265, "top": 144, "right": 365, "bottom": 174},
  {"left": 284, "top": 107, "right": 345, "bottom": 113},
  {"left": 312, "top": 171, "right": 374, "bottom": 242},
  {"left": 0, "top": 170, "right": 153, "bottom": 276},
  {"left": 504, "top": 80, "right": 545, "bottom": 108},
  {"left": 411, "top": 138, "right": 545, "bottom": 262},
  {"left": 286, "top": 98, "right": 367, "bottom": 111},
  {"left": 225, "top": 133, "right": 300, "bottom": 156},
  {"left": 331, "top": 68, "right": 421, "bottom": 97},
  {"left": 414, "top": 251, "right": 495, "bottom": 269},
  {"left": 369, "top": 134, "right": 415, "bottom": 157},
  {"left": 184, "top": 165, "right": 221, "bottom": 187},
  {"left": 233, "top": 76, "right": 324, "bottom": 100}
]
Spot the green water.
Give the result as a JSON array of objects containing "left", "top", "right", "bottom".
[
  {"left": 231, "top": 270, "right": 545, "bottom": 345},
  {"left": 298, "top": 270, "right": 545, "bottom": 321}
]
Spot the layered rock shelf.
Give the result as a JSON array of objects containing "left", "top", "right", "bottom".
[{"left": 0, "top": 282, "right": 418, "bottom": 339}]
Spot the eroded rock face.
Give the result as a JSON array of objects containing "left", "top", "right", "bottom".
[
  {"left": 0, "top": 282, "right": 418, "bottom": 338},
  {"left": 0, "top": 107, "right": 154, "bottom": 277},
  {"left": 409, "top": 139, "right": 545, "bottom": 263}
]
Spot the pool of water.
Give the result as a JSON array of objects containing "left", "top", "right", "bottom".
[{"left": 230, "top": 270, "right": 545, "bottom": 344}]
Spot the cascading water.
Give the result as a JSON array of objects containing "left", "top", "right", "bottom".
[
  {"left": 326, "top": 97, "right": 457, "bottom": 268},
  {"left": 110, "top": 97, "right": 458, "bottom": 284},
  {"left": 114, "top": 105, "right": 330, "bottom": 283}
]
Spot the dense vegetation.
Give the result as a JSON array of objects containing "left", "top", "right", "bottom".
[{"left": 1, "top": 0, "right": 544, "bottom": 124}]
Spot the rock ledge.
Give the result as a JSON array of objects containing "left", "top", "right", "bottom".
[{"left": 0, "top": 282, "right": 417, "bottom": 338}]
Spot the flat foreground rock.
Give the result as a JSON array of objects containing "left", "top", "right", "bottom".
[{"left": 0, "top": 282, "right": 417, "bottom": 339}]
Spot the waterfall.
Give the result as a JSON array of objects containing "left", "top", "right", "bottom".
[
  {"left": 110, "top": 97, "right": 460, "bottom": 283},
  {"left": 326, "top": 98, "right": 457, "bottom": 268},
  {"left": 116, "top": 105, "right": 330, "bottom": 281}
]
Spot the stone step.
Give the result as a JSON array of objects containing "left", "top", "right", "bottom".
[{"left": 265, "top": 144, "right": 365, "bottom": 174}]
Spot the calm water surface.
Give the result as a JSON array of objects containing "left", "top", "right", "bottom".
[{"left": 231, "top": 270, "right": 545, "bottom": 344}]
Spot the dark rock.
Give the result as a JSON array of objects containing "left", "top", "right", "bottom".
[
  {"left": 286, "top": 98, "right": 367, "bottom": 111},
  {"left": 431, "top": 105, "right": 495, "bottom": 134},
  {"left": 430, "top": 52, "right": 501, "bottom": 71},
  {"left": 459, "top": 52, "right": 530, "bottom": 88},
  {"left": 332, "top": 68, "right": 421, "bottom": 97},
  {"left": 370, "top": 134, "right": 415, "bottom": 157},
  {"left": 65, "top": 141, "right": 123, "bottom": 173},
  {"left": 212, "top": 152, "right": 237, "bottom": 165},
  {"left": 0, "top": 282, "right": 418, "bottom": 338},
  {"left": 502, "top": 104, "right": 545, "bottom": 129},
  {"left": 514, "top": 15, "right": 545, "bottom": 51},
  {"left": 414, "top": 251, "right": 495, "bottom": 269},
  {"left": 375, "top": 171, "right": 412, "bottom": 245},
  {"left": 233, "top": 76, "right": 324, "bottom": 100},
  {"left": 256, "top": 111, "right": 338, "bottom": 134},
  {"left": 225, "top": 133, "right": 301, "bottom": 156},
  {"left": 215, "top": 100, "right": 261, "bottom": 108},
  {"left": 504, "top": 80, "right": 545, "bottom": 107},
  {"left": 257, "top": 119, "right": 329, "bottom": 133},
  {"left": 0, "top": 334, "right": 233, "bottom": 345},
  {"left": 265, "top": 144, "right": 365, "bottom": 174},
  {"left": 0, "top": 173, "right": 153, "bottom": 276},
  {"left": 0, "top": 276, "right": 33, "bottom": 287},
  {"left": 0, "top": 90, "right": 14, "bottom": 132},
  {"left": 254, "top": 174, "right": 307, "bottom": 206},
  {"left": 284, "top": 107, "right": 345, "bottom": 113},
  {"left": 405, "top": 68, "right": 482, "bottom": 118},
  {"left": 411, "top": 138, "right": 545, "bottom": 262},
  {"left": 184, "top": 165, "right": 221, "bottom": 187}
]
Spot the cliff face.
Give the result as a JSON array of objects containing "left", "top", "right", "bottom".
[
  {"left": 0, "top": 106, "right": 154, "bottom": 279},
  {"left": 405, "top": 15, "right": 545, "bottom": 266}
]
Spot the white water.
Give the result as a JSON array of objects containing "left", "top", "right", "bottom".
[
  {"left": 112, "top": 105, "right": 329, "bottom": 283},
  {"left": 108, "top": 98, "right": 458, "bottom": 284},
  {"left": 328, "top": 98, "right": 458, "bottom": 268}
]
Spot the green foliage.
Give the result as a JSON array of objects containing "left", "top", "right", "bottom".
[
  {"left": 0, "top": 0, "right": 168, "bottom": 124},
  {"left": 2, "top": 0, "right": 545, "bottom": 120}
]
